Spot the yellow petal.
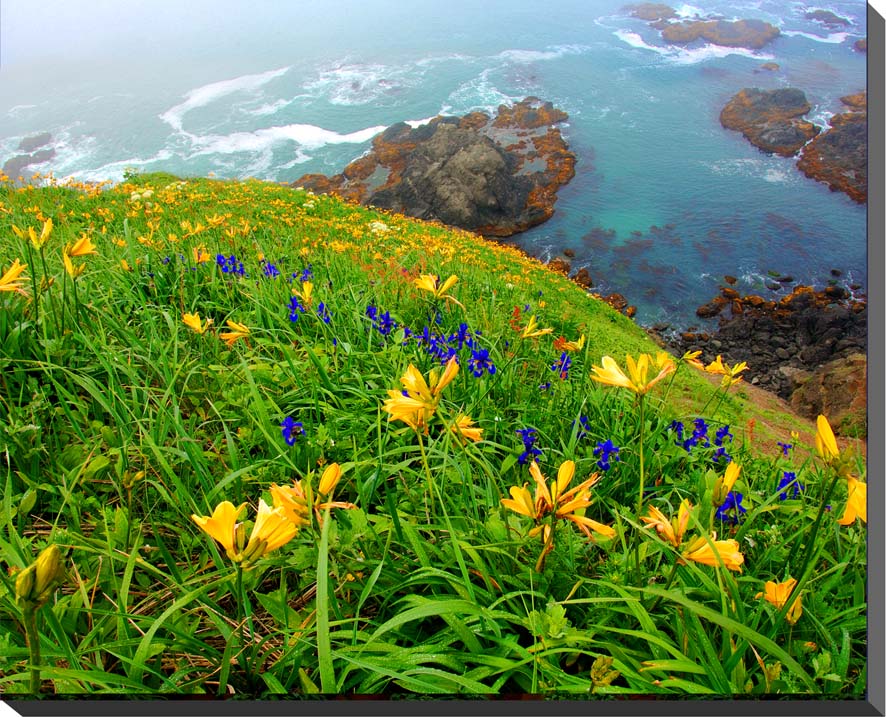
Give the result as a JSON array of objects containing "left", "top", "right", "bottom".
[{"left": 815, "top": 415, "right": 840, "bottom": 461}]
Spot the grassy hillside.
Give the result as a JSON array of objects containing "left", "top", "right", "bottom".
[{"left": 0, "top": 171, "right": 867, "bottom": 697}]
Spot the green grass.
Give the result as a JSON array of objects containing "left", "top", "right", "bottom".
[{"left": 0, "top": 170, "right": 867, "bottom": 698}]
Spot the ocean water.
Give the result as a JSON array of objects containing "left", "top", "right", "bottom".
[{"left": 0, "top": 0, "right": 868, "bottom": 328}]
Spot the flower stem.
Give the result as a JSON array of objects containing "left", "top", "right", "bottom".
[
  {"left": 23, "top": 606, "right": 41, "bottom": 695},
  {"left": 637, "top": 395, "right": 646, "bottom": 516},
  {"left": 416, "top": 431, "right": 435, "bottom": 524}
]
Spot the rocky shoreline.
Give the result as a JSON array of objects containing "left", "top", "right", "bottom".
[
  {"left": 720, "top": 89, "right": 867, "bottom": 203},
  {"left": 294, "top": 97, "right": 576, "bottom": 237},
  {"left": 541, "top": 254, "right": 866, "bottom": 438},
  {"left": 655, "top": 283, "right": 866, "bottom": 437}
]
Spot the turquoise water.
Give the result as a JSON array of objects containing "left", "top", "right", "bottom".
[{"left": 0, "top": 0, "right": 867, "bottom": 327}]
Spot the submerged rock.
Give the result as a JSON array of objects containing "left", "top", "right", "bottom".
[
  {"left": 720, "top": 88, "right": 819, "bottom": 156},
  {"left": 294, "top": 98, "right": 576, "bottom": 237},
  {"left": 797, "top": 92, "right": 867, "bottom": 203}
]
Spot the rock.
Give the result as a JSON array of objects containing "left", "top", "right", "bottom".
[
  {"left": 661, "top": 18, "right": 780, "bottom": 49},
  {"left": 830, "top": 269, "right": 843, "bottom": 277},
  {"left": 790, "top": 353, "right": 866, "bottom": 437},
  {"left": 2, "top": 148, "right": 57, "bottom": 179},
  {"left": 758, "top": 62, "right": 780, "bottom": 72},
  {"left": 777, "top": 275, "right": 794, "bottom": 283},
  {"left": 563, "top": 248, "right": 576, "bottom": 258},
  {"left": 840, "top": 92, "right": 867, "bottom": 111},
  {"left": 797, "top": 97, "right": 867, "bottom": 203},
  {"left": 294, "top": 98, "right": 576, "bottom": 237},
  {"left": 854, "top": 38, "right": 866, "bottom": 53},
  {"left": 624, "top": 3, "right": 676, "bottom": 21},
  {"left": 547, "top": 257, "right": 571, "bottom": 274},
  {"left": 805, "top": 10, "right": 851, "bottom": 27},
  {"left": 696, "top": 296, "right": 728, "bottom": 318},
  {"left": 17, "top": 132, "right": 52, "bottom": 153},
  {"left": 573, "top": 267, "right": 594, "bottom": 288},
  {"left": 724, "top": 274, "right": 737, "bottom": 284},
  {"left": 669, "top": 285, "right": 866, "bottom": 403},
  {"left": 720, "top": 88, "right": 819, "bottom": 157}
]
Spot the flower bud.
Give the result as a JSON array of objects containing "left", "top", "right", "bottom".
[
  {"left": 34, "top": 545, "right": 65, "bottom": 603},
  {"left": 15, "top": 564, "right": 37, "bottom": 607},
  {"left": 712, "top": 478, "right": 729, "bottom": 508},
  {"left": 318, "top": 463, "right": 342, "bottom": 496}
]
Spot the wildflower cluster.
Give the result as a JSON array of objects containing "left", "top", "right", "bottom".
[
  {"left": 216, "top": 254, "right": 246, "bottom": 276},
  {"left": 516, "top": 427, "right": 543, "bottom": 464}
]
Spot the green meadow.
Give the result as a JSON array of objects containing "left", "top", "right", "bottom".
[{"left": 0, "top": 171, "right": 867, "bottom": 697}]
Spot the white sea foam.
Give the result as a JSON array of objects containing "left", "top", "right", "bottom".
[
  {"left": 613, "top": 30, "right": 670, "bottom": 54},
  {"left": 669, "top": 43, "right": 774, "bottom": 64},
  {"left": 674, "top": 4, "right": 707, "bottom": 18},
  {"left": 782, "top": 29, "right": 852, "bottom": 43},
  {"left": 494, "top": 44, "right": 591, "bottom": 64},
  {"left": 186, "top": 122, "right": 387, "bottom": 158},
  {"left": 405, "top": 115, "right": 441, "bottom": 128},
  {"left": 302, "top": 62, "right": 415, "bottom": 107},
  {"left": 244, "top": 98, "right": 293, "bottom": 117},
  {"left": 447, "top": 69, "right": 524, "bottom": 115},
  {"left": 62, "top": 148, "right": 175, "bottom": 184},
  {"left": 6, "top": 104, "right": 37, "bottom": 117},
  {"left": 705, "top": 157, "right": 797, "bottom": 184},
  {"left": 612, "top": 29, "right": 773, "bottom": 63},
  {"left": 160, "top": 66, "right": 290, "bottom": 132}
]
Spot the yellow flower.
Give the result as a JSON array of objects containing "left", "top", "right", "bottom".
[
  {"left": 563, "top": 334, "right": 586, "bottom": 352},
  {"left": 450, "top": 414, "right": 483, "bottom": 443},
  {"left": 62, "top": 248, "right": 85, "bottom": 278},
  {"left": 191, "top": 501, "right": 246, "bottom": 559},
  {"left": 641, "top": 499, "right": 693, "bottom": 548},
  {"left": 756, "top": 578, "right": 802, "bottom": 625},
  {"left": 502, "top": 460, "right": 614, "bottom": 549},
  {"left": 713, "top": 462, "right": 742, "bottom": 506},
  {"left": 241, "top": 498, "right": 299, "bottom": 562},
  {"left": 27, "top": 218, "right": 53, "bottom": 250},
  {"left": 269, "top": 482, "right": 311, "bottom": 526},
  {"left": 292, "top": 280, "right": 313, "bottom": 307},
  {"left": 591, "top": 353, "right": 675, "bottom": 396},
  {"left": 183, "top": 312, "right": 213, "bottom": 335},
  {"left": 414, "top": 273, "right": 464, "bottom": 308},
  {"left": 837, "top": 475, "right": 866, "bottom": 525},
  {"left": 193, "top": 246, "right": 211, "bottom": 264},
  {"left": 681, "top": 350, "right": 704, "bottom": 370},
  {"left": 219, "top": 320, "right": 250, "bottom": 347},
  {"left": 704, "top": 355, "right": 747, "bottom": 388},
  {"left": 521, "top": 314, "right": 553, "bottom": 339},
  {"left": 0, "top": 259, "right": 29, "bottom": 295},
  {"left": 120, "top": 259, "right": 132, "bottom": 271},
  {"left": 382, "top": 357, "right": 459, "bottom": 432},
  {"left": 815, "top": 414, "right": 839, "bottom": 462},
  {"left": 317, "top": 463, "right": 342, "bottom": 496},
  {"left": 67, "top": 234, "right": 98, "bottom": 257},
  {"left": 682, "top": 534, "right": 744, "bottom": 572},
  {"left": 501, "top": 483, "right": 538, "bottom": 520}
]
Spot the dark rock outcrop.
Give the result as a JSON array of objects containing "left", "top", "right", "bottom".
[
  {"left": 18, "top": 132, "right": 52, "bottom": 153},
  {"left": 668, "top": 285, "right": 867, "bottom": 418},
  {"left": 624, "top": 3, "right": 677, "bottom": 21},
  {"left": 805, "top": 10, "right": 851, "bottom": 28},
  {"left": 294, "top": 98, "right": 576, "bottom": 237},
  {"left": 661, "top": 18, "right": 780, "bottom": 49},
  {"left": 720, "top": 88, "right": 819, "bottom": 156},
  {"left": 2, "top": 148, "right": 56, "bottom": 179},
  {"left": 797, "top": 92, "right": 867, "bottom": 203}
]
